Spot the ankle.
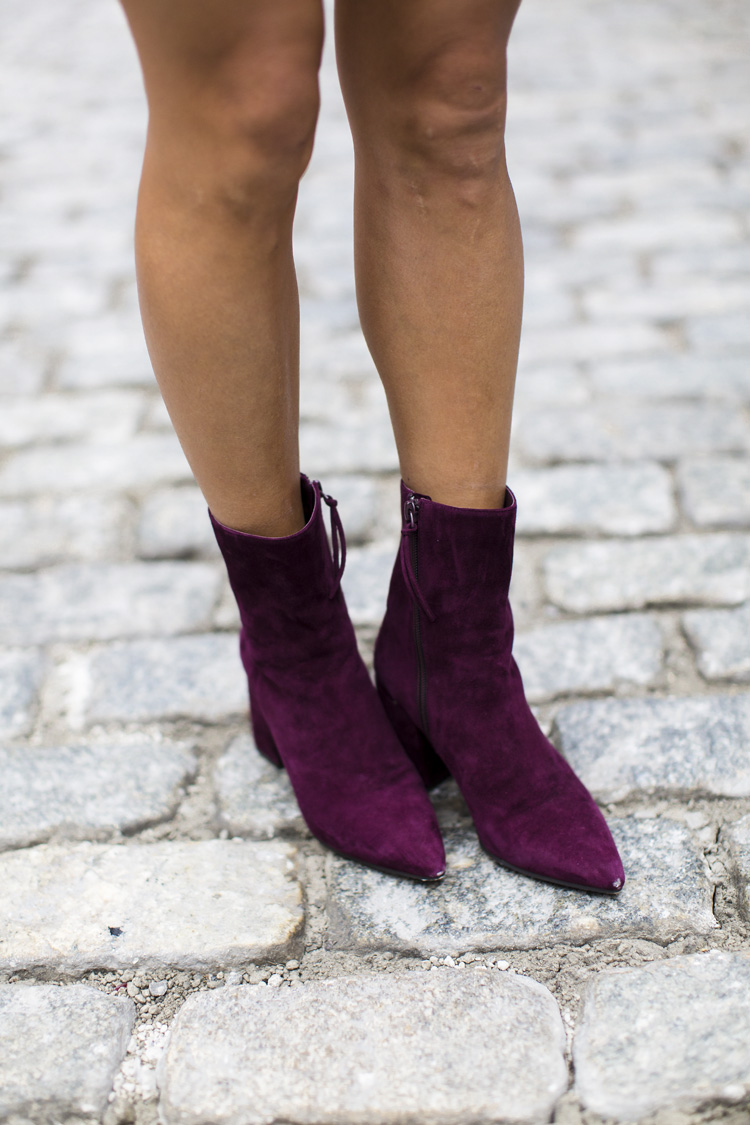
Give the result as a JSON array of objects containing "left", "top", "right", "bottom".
[{"left": 208, "top": 483, "right": 307, "bottom": 538}]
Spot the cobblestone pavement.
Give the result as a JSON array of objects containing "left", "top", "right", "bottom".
[{"left": 1, "top": 0, "right": 750, "bottom": 1122}]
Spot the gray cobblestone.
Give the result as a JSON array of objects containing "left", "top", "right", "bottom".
[
  {"left": 0, "top": 840, "right": 303, "bottom": 974},
  {"left": 513, "top": 462, "right": 676, "bottom": 537},
  {"left": 160, "top": 972, "right": 567, "bottom": 1125},
  {"left": 319, "top": 474, "right": 380, "bottom": 543},
  {"left": 0, "top": 390, "right": 143, "bottom": 448},
  {"left": 678, "top": 457, "right": 750, "bottom": 528},
  {"left": 138, "top": 487, "right": 219, "bottom": 559},
  {"left": 215, "top": 733, "right": 306, "bottom": 839},
  {"left": 0, "top": 432, "right": 193, "bottom": 497},
  {"left": 0, "top": 984, "right": 135, "bottom": 1122},
  {"left": 574, "top": 952, "right": 750, "bottom": 1120},
  {"left": 683, "top": 602, "right": 750, "bottom": 682},
  {"left": 590, "top": 356, "right": 750, "bottom": 402},
  {"left": 0, "top": 562, "right": 221, "bottom": 644},
  {"left": 725, "top": 815, "right": 750, "bottom": 920},
  {"left": 544, "top": 533, "right": 750, "bottom": 613},
  {"left": 0, "top": 647, "right": 44, "bottom": 739},
  {"left": 56, "top": 312, "right": 156, "bottom": 389},
  {"left": 300, "top": 420, "right": 399, "bottom": 475},
  {"left": 514, "top": 403, "right": 750, "bottom": 464},
  {"left": 326, "top": 820, "right": 716, "bottom": 954},
  {"left": 341, "top": 541, "right": 396, "bottom": 627},
  {"left": 515, "top": 613, "right": 664, "bottom": 703},
  {"left": 0, "top": 740, "right": 196, "bottom": 850},
  {"left": 517, "top": 321, "right": 668, "bottom": 367},
  {"left": 81, "top": 634, "right": 247, "bottom": 723},
  {"left": 553, "top": 694, "right": 750, "bottom": 802},
  {"left": 0, "top": 495, "right": 128, "bottom": 568}
]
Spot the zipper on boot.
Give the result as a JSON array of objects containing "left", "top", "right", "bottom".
[{"left": 405, "top": 496, "right": 430, "bottom": 736}]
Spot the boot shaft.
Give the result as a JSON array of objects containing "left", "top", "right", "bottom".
[{"left": 210, "top": 475, "right": 354, "bottom": 668}]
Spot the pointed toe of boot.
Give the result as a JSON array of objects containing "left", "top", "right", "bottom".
[
  {"left": 481, "top": 787, "right": 625, "bottom": 895},
  {"left": 315, "top": 782, "right": 446, "bottom": 882}
]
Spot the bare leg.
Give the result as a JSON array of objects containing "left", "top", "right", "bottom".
[
  {"left": 120, "top": 0, "right": 324, "bottom": 535},
  {"left": 335, "top": 0, "right": 523, "bottom": 510}
]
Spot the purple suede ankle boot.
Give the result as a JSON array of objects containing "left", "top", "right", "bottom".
[
  {"left": 374, "top": 481, "right": 624, "bottom": 894},
  {"left": 209, "top": 474, "right": 446, "bottom": 881}
]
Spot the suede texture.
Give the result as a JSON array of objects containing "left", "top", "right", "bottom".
[
  {"left": 374, "top": 481, "right": 625, "bottom": 894},
  {"left": 209, "top": 475, "right": 445, "bottom": 881}
]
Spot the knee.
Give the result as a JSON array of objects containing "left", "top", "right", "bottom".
[
  {"left": 388, "top": 46, "right": 510, "bottom": 195},
  {"left": 159, "top": 43, "right": 321, "bottom": 217}
]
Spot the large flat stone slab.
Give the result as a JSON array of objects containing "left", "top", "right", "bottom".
[
  {"left": 0, "top": 984, "right": 135, "bottom": 1122},
  {"left": 513, "top": 463, "right": 675, "bottom": 537},
  {"left": 326, "top": 820, "right": 716, "bottom": 955},
  {"left": 678, "top": 457, "right": 750, "bottom": 529},
  {"left": 0, "top": 647, "right": 44, "bottom": 739},
  {"left": 215, "top": 733, "right": 306, "bottom": 839},
  {"left": 683, "top": 602, "right": 750, "bottom": 681},
  {"left": 515, "top": 613, "right": 663, "bottom": 703},
  {"left": 0, "top": 740, "right": 196, "bottom": 850},
  {"left": 0, "top": 562, "right": 221, "bottom": 644},
  {"left": 574, "top": 951, "right": 750, "bottom": 1120},
  {"left": 80, "top": 634, "right": 247, "bottom": 723},
  {"left": 0, "top": 840, "right": 303, "bottom": 973},
  {"left": 544, "top": 534, "right": 750, "bottom": 613},
  {"left": 159, "top": 971, "right": 567, "bottom": 1125},
  {"left": 553, "top": 694, "right": 750, "bottom": 802},
  {"left": 725, "top": 815, "right": 750, "bottom": 919}
]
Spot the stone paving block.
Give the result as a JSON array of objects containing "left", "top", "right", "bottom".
[
  {"left": 159, "top": 970, "right": 567, "bottom": 1125},
  {"left": 326, "top": 820, "right": 716, "bottom": 955},
  {"left": 678, "top": 457, "right": 750, "bottom": 528},
  {"left": 301, "top": 420, "right": 399, "bottom": 474},
  {"left": 0, "top": 647, "right": 44, "bottom": 739},
  {"left": 544, "top": 533, "right": 750, "bottom": 613},
  {"left": 0, "top": 561, "right": 221, "bottom": 644},
  {"left": 513, "top": 463, "right": 676, "bottom": 537},
  {"left": 56, "top": 313, "right": 156, "bottom": 388},
  {"left": 0, "top": 494, "right": 127, "bottom": 568},
  {"left": 515, "top": 613, "right": 663, "bottom": 703},
  {"left": 688, "top": 312, "right": 750, "bottom": 355},
  {"left": 574, "top": 951, "right": 750, "bottom": 1120},
  {"left": 0, "top": 840, "right": 303, "bottom": 973},
  {"left": 0, "top": 432, "right": 193, "bottom": 497},
  {"left": 725, "top": 815, "right": 750, "bottom": 919},
  {"left": 0, "top": 984, "right": 135, "bottom": 1122},
  {"left": 0, "top": 740, "right": 196, "bottom": 850},
  {"left": 683, "top": 602, "right": 750, "bottom": 681},
  {"left": 574, "top": 210, "right": 741, "bottom": 254},
  {"left": 553, "top": 693, "right": 750, "bottom": 802},
  {"left": 215, "top": 733, "right": 306, "bottom": 839},
  {"left": 317, "top": 473, "right": 380, "bottom": 543},
  {"left": 0, "top": 337, "right": 47, "bottom": 396},
  {"left": 137, "top": 486, "right": 218, "bottom": 559},
  {"left": 513, "top": 403, "right": 750, "bottom": 464},
  {"left": 517, "top": 321, "right": 667, "bottom": 367},
  {"left": 0, "top": 390, "right": 143, "bottom": 448},
  {"left": 81, "top": 634, "right": 247, "bottom": 723},
  {"left": 512, "top": 363, "right": 590, "bottom": 406},
  {"left": 590, "top": 356, "right": 750, "bottom": 402},
  {"left": 341, "top": 540, "right": 395, "bottom": 627}
]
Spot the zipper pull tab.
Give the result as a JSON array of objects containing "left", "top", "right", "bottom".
[
  {"left": 400, "top": 494, "right": 435, "bottom": 622},
  {"left": 404, "top": 495, "right": 420, "bottom": 528}
]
